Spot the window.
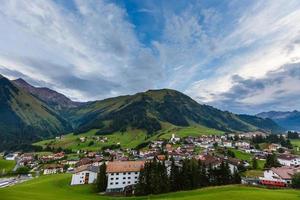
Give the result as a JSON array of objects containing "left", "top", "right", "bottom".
[
  {"left": 128, "top": 177, "right": 131, "bottom": 179},
  {"left": 111, "top": 173, "right": 114, "bottom": 176},
  {"left": 116, "top": 182, "right": 119, "bottom": 185},
  {"left": 110, "top": 183, "right": 113, "bottom": 185},
  {"left": 128, "top": 172, "right": 131, "bottom": 175},
  {"left": 135, "top": 181, "right": 137, "bottom": 184},
  {"left": 116, "top": 177, "right": 119, "bottom": 180},
  {"left": 123, "top": 182, "right": 125, "bottom": 184},
  {"left": 123, "top": 177, "right": 126, "bottom": 179},
  {"left": 135, "top": 177, "right": 138, "bottom": 179},
  {"left": 135, "top": 172, "right": 138, "bottom": 174},
  {"left": 123, "top": 172, "right": 126, "bottom": 175},
  {"left": 110, "top": 178, "right": 114, "bottom": 180},
  {"left": 116, "top": 173, "right": 119, "bottom": 175},
  {"left": 128, "top": 181, "right": 131, "bottom": 184}
]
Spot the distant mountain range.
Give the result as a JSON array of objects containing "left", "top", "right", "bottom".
[
  {"left": 0, "top": 74, "right": 284, "bottom": 151},
  {"left": 257, "top": 111, "right": 300, "bottom": 131}
]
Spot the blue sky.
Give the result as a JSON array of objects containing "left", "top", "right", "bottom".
[{"left": 1, "top": 0, "right": 300, "bottom": 114}]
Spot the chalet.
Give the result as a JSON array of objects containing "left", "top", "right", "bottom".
[
  {"left": 106, "top": 161, "right": 145, "bottom": 193},
  {"left": 71, "top": 165, "right": 99, "bottom": 185},
  {"left": 260, "top": 166, "right": 300, "bottom": 187},
  {"left": 198, "top": 154, "right": 222, "bottom": 168},
  {"left": 267, "top": 143, "right": 281, "bottom": 152},
  {"left": 43, "top": 164, "right": 64, "bottom": 175},
  {"left": 75, "top": 158, "right": 93, "bottom": 167},
  {"left": 277, "top": 154, "right": 300, "bottom": 167}
]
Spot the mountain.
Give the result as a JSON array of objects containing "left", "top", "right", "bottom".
[
  {"left": 67, "top": 89, "right": 283, "bottom": 135},
  {"left": 13, "top": 78, "right": 82, "bottom": 110},
  {"left": 257, "top": 110, "right": 300, "bottom": 131},
  {"left": 0, "top": 75, "right": 72, "bottom": 150}
]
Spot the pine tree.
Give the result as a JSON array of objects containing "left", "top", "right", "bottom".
[
  {"left": 169, "top": 157, "right": 180, "bottom": 191},
  {"left": 95, "top": 163, "right": 107, "bottom": 192},
  {"left": 252, "top": 157, "right": 258, "bottom": 170},
  {"left": 264, "top": 153, "right": 281, "bottom": 168},
  {"left": 232, "top": 168, "right": 241, "bottom": 184}
]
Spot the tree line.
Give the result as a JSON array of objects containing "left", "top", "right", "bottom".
[{"left": 135, "top": 158, "right": 241, "bottom": 195}]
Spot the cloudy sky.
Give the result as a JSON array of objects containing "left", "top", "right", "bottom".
[{"left": 1, "top": 0, "right": 300, "bottom": 114}]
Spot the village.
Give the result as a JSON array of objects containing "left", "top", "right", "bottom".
[{"left": 1, "top": 131, "right": 300, "bottom": 193}]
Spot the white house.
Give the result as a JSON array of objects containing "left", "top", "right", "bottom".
[
  {"left": 260, "top": 166, "right": 300, "bottom": 187},
  {"left": 43, "top": 164, "right": 64, "bottom": 175},
  {"left": 106, "top": 161, "right": 145, "bottom": 193},
  {"left": 5, "top": 153, "right": 18, "bottom": 161},
  {"left": 277, "top": 154, "right": 300, "bottom": 166},
  {"left": 71, "top": 165, "right": 99, "bottom": 185}
]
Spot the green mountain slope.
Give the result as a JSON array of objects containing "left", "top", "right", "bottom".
[
  {"left": 68, "top": 89, "right": 282, "bottom": 135},
  {"left": 0, "top": 75, "right": 72, "bottom": 150}
]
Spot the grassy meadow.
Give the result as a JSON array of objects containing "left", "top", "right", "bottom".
[
  {"left": 34, "top": 124, "right": 224, "bottom": 151},
  {"left": 0, "top": 158, "right": 15, "bottom": 174},
  {"left": 0, "top": 174, "right": 299, "bottom": 200}
]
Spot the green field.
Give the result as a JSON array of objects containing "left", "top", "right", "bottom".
[
  {"left": 34, "top": 125, "right": 224, "bottom": 151},
  {"left": 291, "top": 139, "right": 300, "bottom": 154},
  {"left": 0, "top": 174, "right": 299, "bottom": 200},
  {"left": 0, "top": 158, "right": 15, "bottom": 174},
  {"left": 230, "top": 149, "right": 265, "bottom": 170}
]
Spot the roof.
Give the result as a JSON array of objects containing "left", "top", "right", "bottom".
[
  {"left": 199, "top": 155, "right": 221, "bottom": 166},
  {"left": 106, "top": 161, "right": 145, "bottom": 173},
  {"left": 44, "top": 164, "right": 63, "bottom": 169},
  {"left": 271, "top": 166, "right": 300, "bottom": 179},
  {"left": 75, "top": 165, "right": 99, "bottom": 173},
  {"left": 277, "top": 154, "right": 299, "bottom": 161}
]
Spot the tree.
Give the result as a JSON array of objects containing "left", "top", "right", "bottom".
[
  {"left": 95, "top": 163, "right": 107, "bottom": 192},
  {"left": 169, "top": 157, "right": 180, "bottom": 191},
  {"left": 15, "top": 166, "right": 30, "bottom": 175},
  {"left": 287, "top": 131, "right": 299, "bottom": 139},
  {"left": 227, "top": 149, "right": 236, "bottom": 158},
  {"left": 252, "top": 157, "right": 258, "bottom": 170},
  {"left": 291, "top": 173, "right": 300, "bottom": 189},
  {"left": 232, "top": 169, "right": 241, "bottom": 184},
  {"left": 264, "top": 153, "right": 281, "bottom": 168}
]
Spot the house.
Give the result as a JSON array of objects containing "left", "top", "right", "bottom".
[
  {"left": 198, "top": 154, "right": 221, "bottom": 168},
  {"left": 234, "top": 141, "right": 250, "bottom": 149},
  {"left": 277, "top": 154, "right": 300, "bottom": 166},
  {"left": 267, "top": 143, "right": 281, "bottom": 151},
  {"left": 106, "top": 161, "right": 145, "bottom": 193},
  {"left": 259, "top": 166, "right": 300, "bottom": 187},
  {"left": 5, "top": 153, "right": 18, "bottom": 161},
  {"left": 43, "top": 164, "right": 64, "bottom": 175},
  {"left": 75, "top": 158, "right": 93, "bottom": 167},
  {"left": 71, "top": 165, "right": 99, "bottom": 185}
]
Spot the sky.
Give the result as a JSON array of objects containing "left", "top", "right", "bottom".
[{"left": 1, "top": 0, "right": 300, "bottom": 114}]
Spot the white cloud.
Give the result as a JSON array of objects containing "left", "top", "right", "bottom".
[{"left": 0, "top": 0, "right": 161, "bottom": 101}]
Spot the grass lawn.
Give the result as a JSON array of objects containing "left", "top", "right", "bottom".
[
  {"left": 0, "top": 158, "right": 15, "bottom": 174},
  {"left": 0, "top": 174, "right": 299, "bottom": 200},
  {"left": 230, "top": 149, "right": 265, "bottom": 170},
  {"left": 291, "top": 139, "right": 300, "bottom": 154},
  {"left": 244, "top": 170, "right": 263, "bottom": 178},
  {"left": 34, "top": 129, "right": 148, "bottom": 151}
]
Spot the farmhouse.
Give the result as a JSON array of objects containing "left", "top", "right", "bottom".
[
  {"left": 71, "top": 165, "right": 99, "bottom": 185},
  {"left": 43, "top": 164, "right": 64, "bottom": 175},
  {"left": 106, "top": 161, "right": 145, "bottom": 193},
  {"left": 277, "top": 154, "right": 300, "bottom": 166},
  {"left": 260, "top": 166, "right": 300, "bottom": 187}
]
